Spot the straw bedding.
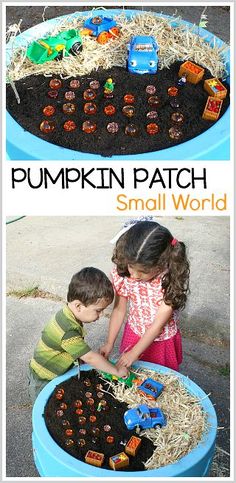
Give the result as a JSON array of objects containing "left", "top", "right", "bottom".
[{"left": 7, "top": 12, "right": 229, "bottom": 82}]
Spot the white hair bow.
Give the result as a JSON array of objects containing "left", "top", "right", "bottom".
[{"left": 110, "top": 216, "right": 156, "bottom": 244}]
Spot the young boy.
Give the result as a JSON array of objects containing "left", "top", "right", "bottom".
[{"left": 28, "top": 267, "right": 128, "bottom": 402}]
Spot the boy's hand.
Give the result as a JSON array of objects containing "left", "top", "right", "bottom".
[
  {"left": 100, "top": 342, "right": 113, "bottom": 359},
  {"left": 116, "top": 365, "right": 129, "bottom": 379}
]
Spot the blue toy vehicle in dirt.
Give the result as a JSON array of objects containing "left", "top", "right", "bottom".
[
  {"left": 82, "top": 16, "right": 120, "bottom": 44},
  {"left": 124, "top": 404, "right": 166, "bottom": 430},
  {"left": 127, "top": 35, "right": 159, "bottom": 74},
  {"left": 137, "top": 378, "right": 164, "bottom": 400}
]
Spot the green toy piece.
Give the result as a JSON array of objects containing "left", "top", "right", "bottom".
[
  {"left": 103, "top": 77, "right": 115, "bottom": 94},
  {"left": 101, "top": 363, "right": 140, "bottom": 387},
  {"left": 26, "top": 29, "right": 83, "bottom": 64}
]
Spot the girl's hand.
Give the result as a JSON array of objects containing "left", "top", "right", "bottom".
[
  {"left": 100, "top": 342, "right": 113, "bottom": 359},
  {"left": 117, "top": 350, "right": 136, "bottom": 369}
]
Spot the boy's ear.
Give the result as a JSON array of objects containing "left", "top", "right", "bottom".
[{"left": 73, "top": 299, "right": 84, "bottom": 311}]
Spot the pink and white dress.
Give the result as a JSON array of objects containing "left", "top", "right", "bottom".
[{"left": 111, "top": 267, "right": 182, "bottom": 371}]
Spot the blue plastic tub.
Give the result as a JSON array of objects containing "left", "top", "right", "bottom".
[
  {"left": 32, "top": 361, "right": 217, "bottom": 477},
  {"left": 6, "top": 9, "right": 230, "bottom": 160}
]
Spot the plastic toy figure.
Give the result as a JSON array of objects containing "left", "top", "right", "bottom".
[
  {"left": 104, "top": 78, "right": 115, "bottom": 94},
  {"left": 127, "top": 35, "right": 159, "bottom": 74},
  {"left": 82, "top": 16, "right": 120, "bottom": 44},
  {"left": 124, "top": 404, "right": 166, "bottom": 430},
  {"left": 26, "top": 30, "right": 83, "bottom": 64},
  {"left": 177, "top": 73, "right": 187, "bottom": 87},
  {"left": 137, "top": 378, "right": 164, "bottom": 400}
]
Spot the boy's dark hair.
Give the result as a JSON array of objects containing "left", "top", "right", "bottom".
[
  {"left": 67, "top": 267, "right": 114, "bottom": 305},
  {"left": 112, "top": 221, "right": 190, "bottom": 310}
]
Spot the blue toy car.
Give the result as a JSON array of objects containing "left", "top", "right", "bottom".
[
  {"left": 137, "top": 378, "right": 164, "bottom": 400},
  {"left": 83, "top": 16, "right": 120, "bottom": 44},
  {"left": 124, "top": 404, "right": 166, "bottom": 430},
  {"left": 127, "top": 35, "right": 159, "bottom": 74}
]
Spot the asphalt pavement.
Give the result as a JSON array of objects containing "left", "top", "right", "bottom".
[{"left": 6, "top": 216, "right": 230, "bottom": 477}]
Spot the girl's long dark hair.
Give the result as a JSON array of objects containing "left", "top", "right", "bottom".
[{"left": 112, "top": 221, "right": 190, "bottom": 310}]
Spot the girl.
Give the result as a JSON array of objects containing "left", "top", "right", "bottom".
[{"left": 100, "top": 220, "right": 190, "bottom": 371}]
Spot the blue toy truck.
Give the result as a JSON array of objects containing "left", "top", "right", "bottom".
[
  {"left": 137, "top": 378, "right": 164, "bottom": 400},
  {"left": 127, "top": 35, "right": 159, "bottom": 74},
  {"left": 124, "top": 404, "right": 166, "bottom": 430},
  {"left": 82, "top": 16, "right": 120, "bottom": 44}
]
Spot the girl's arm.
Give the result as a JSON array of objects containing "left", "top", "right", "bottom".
[
  {"left": 100, "top": 295, "right": 127, "bottom": 358},
  {"left": 117, "top": 301, "right": 173, "bottom": 368}
]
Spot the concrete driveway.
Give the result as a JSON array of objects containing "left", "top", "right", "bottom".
[{"left": 5, "top": 216, "right": 230, "bottom": 477}]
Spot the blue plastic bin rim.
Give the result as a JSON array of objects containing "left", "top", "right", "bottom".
[
  {"left": 32, "top": 361, "right": 218, "bottom": 478},
  {"left": 6, "top": 9, "right": 230, "bottom": 161}
]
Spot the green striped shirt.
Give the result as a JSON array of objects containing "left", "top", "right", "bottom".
[{"left": 30, "top": 305, "right": 91, "bottom": 380}]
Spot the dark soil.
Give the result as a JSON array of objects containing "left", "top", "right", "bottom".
[
  {"left": 6, "top": 62, "right": 230, "bottom": 157},
  {"left": 44, "top": 370, "right": 154, "bottom": 472}
]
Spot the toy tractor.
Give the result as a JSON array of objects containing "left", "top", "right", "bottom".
[
  {"left": 101, "top": 363, "right": 141, "bottom": 387},
  {"left": 26, "top": 29, "right": 83, "bottom": 64},
  {"left": 82, "top": 16, "right": 120, "bottom": 45}
]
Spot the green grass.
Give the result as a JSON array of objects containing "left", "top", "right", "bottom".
[
  {"left": 7, "top": 286, "right": 40, "bottom": 298},
  {"left": 218, "top": 363, "right": 230, "bottom": 377},
  {"left": 7, "top": 286, "right": 63, "bottom": 301}
]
